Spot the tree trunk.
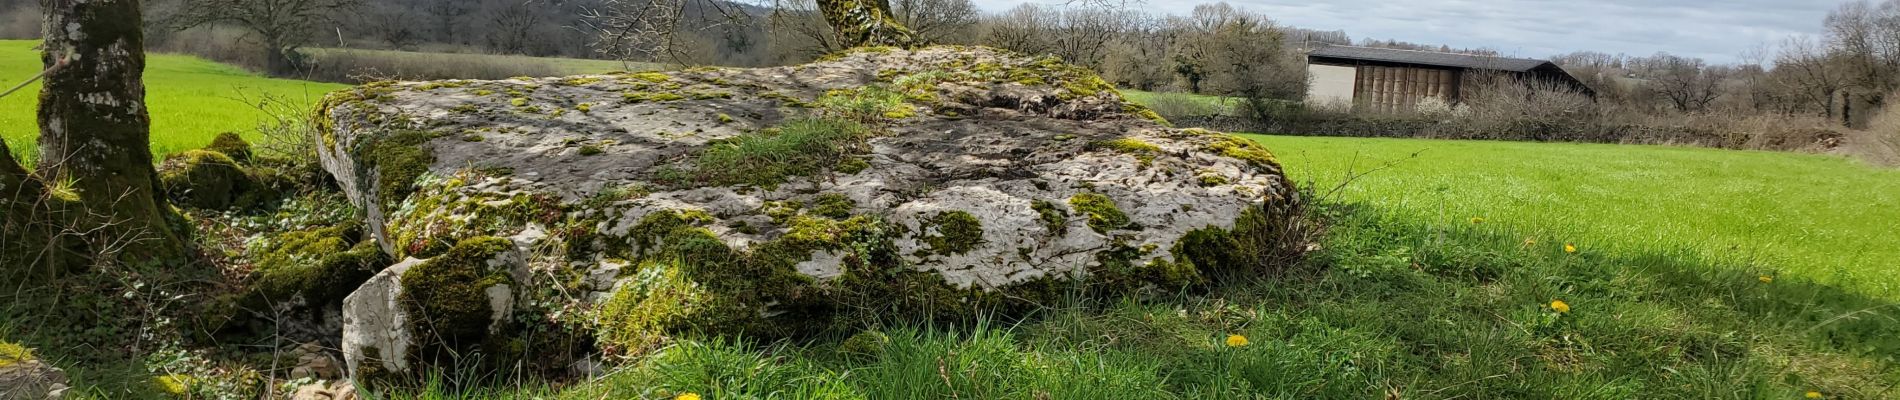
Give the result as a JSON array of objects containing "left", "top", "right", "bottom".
[
  {"left": 816, "top": 0, "right": 917, "bottom": 48},
  {"left": 266, "top": 45, "right": 292, "bottom": 75},
  {"left": 37, "top": 0, "right": 189, "bottom": 267}
]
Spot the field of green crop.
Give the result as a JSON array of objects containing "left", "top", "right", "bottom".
[
  {"left": 1246, "top": 134, "right": 1900, "bottom": 298},
  {"left": 0, "top": 40, "right": 347, "bottom": 163}
]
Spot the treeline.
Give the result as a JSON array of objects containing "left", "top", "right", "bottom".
[{"left": 3, "top": 0, "right": 1365, "bottom": 95}]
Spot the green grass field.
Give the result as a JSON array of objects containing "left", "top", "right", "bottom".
[
  {"left": 1, "top": 40, "right": 347, "bottom": 163},
  {"left": 1245, "top": 135, "right": 1900, "bottom": 298}
]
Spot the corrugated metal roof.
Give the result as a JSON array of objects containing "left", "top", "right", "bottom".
[{"left": 1307, "top": 45, "right": 1551, "bottom": 72}]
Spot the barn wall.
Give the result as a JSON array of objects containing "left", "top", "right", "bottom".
[{"left": 1306, "top": 63, "right": 1358, "bottom": 107}]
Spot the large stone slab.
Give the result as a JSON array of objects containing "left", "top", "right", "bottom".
[{"left": 320, "top": 45, "right": 1300, "bottom": 375}]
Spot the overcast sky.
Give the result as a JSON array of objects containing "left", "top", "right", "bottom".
[{"left": 968, "top": 0, "right": 1860, "bottom": 64}]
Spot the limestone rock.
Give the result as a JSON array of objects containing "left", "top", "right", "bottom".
[
  {"left": 317, "top": 46, "right": 1299, "bottom": 363},
  {"left": 339, "top": 237, "right": 525, "bottom": 379},
  {"left": 289, "top": 380, "right": 356, "bottom": 400},
  {"left": 0, "top": 359, "right": 68, "bottom": 400}
]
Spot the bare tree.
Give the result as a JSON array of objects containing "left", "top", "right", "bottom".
[
  {"left": 771, "top": 0, "right": 844, "bottom": 58},
  {"left": 173, "top": 0, "right": 361, "bottom": 74},
  {"left": 423, "top": 0, "right": 477, "bottom": 45},
  {"left": 1639, "top": 53, "right": 1725, "bottom": 113},
  {"left": 979, "top": 4, "right": 1055, "bottom": 56},
  {"left": 589, "top": 0, "right": 913, "bottom": 63},
  {"left": 363, "top": 2, "right": 424, "bottom": 48},
  {"left": 1775, "top": 37, "right": 1850, "bottom": 118},
  {"left": 1169, "top": 3, "right": 1302, "bottom": 121},
  {"left": 889, "top": 0, "right": 975, "bottom": 44},
  {"left": 484, "top": 0, "right": 546, "bottom": 55}
]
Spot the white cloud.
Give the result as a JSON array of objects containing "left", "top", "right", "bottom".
[{"left": 970, "top": 0, "right": 1861, "bottom": 63}]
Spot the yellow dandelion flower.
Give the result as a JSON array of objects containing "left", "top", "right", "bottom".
[
  {"left": 1224, "top": 334, "right": 1250, "bottom": 347},
  {"left": 1563, "top": 243, "right": 1577, "bottom": 253},
  {"left": 1758, "top": 275, "right": 1774, "bottom": 284},
  {"left": 1470, "top": 217, "right": 1486, "bottom": 224},
  {"left": 1806, "top": 391, "right": 1823, "bottom": 399},
  {"left": 1550, "top": 299, "right": 1571, "bottom": 314},
  {"left": 677, "top": 393, "right": 703, "bottom": 400}
]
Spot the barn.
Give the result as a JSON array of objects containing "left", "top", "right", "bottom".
[{"left": 1305, "top": 45, "right": 1594, "bottom": 112}]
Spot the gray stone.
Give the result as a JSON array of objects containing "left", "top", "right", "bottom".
[{"left": 318, "top": 46, "right": 1300, "bottom": 362}]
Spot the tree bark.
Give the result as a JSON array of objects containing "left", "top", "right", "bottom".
[
  {"left": 37, "top": 0, "right": 189, "bottom": 266},
  {"left": 817, "top": 0, "right": 918, "bottom": 48}
]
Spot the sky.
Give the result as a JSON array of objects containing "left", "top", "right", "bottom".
[{"left": 968, "top": 0, "right": 1863, "bottom": 64}]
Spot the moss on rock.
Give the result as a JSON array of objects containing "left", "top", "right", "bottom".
[
  {"left": 398, "top": 236, "right": 517, "bottom": 369},
  {"left": 159, "top": 149, "right": 260, "bottom": 210},
  {"left": 1069, "top": 193, "right": 1130, "bottom": 234},
  {"left": 810, "top": 194, "right": 856, "bottom": 219},
  {"left": 921, "top": 211, "right": 984, "bottom": 256},
  {"left": 246, "top": 222, "right": 389, "bottom": 309},
  {"left": 363, "top": 130, "right": 438, "bottom": 208},
  {"left": 1096, "top": 138, "right": 1162, "bottom": 167},
  {"left": 205, "top": 132, "right": 253, "bottom": 164},
  {"left": 1031, "top": 200, "right": 1067, "bottom": 234},
  {"left": 1205, "top": 134, "right": 1281, "bottom": 172}
]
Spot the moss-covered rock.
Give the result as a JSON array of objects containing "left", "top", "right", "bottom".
[
  {"left": 399, "top": 237, "right": 518, "bottom": 368},
  {"left": 158, "top": 149, "right": 260, "bottom": 210},
  {"left": 317, "top": 46, "right": 1303, "bottom": 377},
  {"left": 205, "top": 132, "right": 253, "bottom": 164},
  {"left": 341, "top": 236, "right": 526, "bottom": 383},
  {"left": 1069, "top": 193, "right": 1131, "bottom": 234}
]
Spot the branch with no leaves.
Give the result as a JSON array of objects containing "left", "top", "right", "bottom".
[{"left": 0, "top": 55, "right": 69, "bottom": 100}]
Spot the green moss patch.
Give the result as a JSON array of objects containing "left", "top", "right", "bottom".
[
  {"left": 159, "top": 149, "right": 265, "bottom": 210},
  {"left": 811, "top": 194, "right": 856, "bottom": 219},
  {"left": 246, "top": 223, "right": 387, "bottom": 312},
  {"left": 622, "top": 92, "right": 686, "bottom": 103},
  {"left": 0, "top": 341, "right": 31, "bottom": 368},
  {"left": 662, "top": 117, "right": 871, "bottom": 188},
  {"left": 1031, "top": 200, "right": 1067, "bottom": 234},
  {"left": 363, "top": 130, "right": 438, "bottom": 208},
  {"left": 205, "top": 132, "right": 252, "bottom": 163},
  {"left": 1069, "top": 193, "right": 1130, "bottom": 234},
  {"left": 921, "top": 211, "right": 984, "bottom": 256},
  {"left": 1205, "top": 134, "right": 1280, "bottom": 171},
  {"left": 1095, "top": 138, "right": 1162, "bottom": 167},
  {"left": 398, "top": 236, "right": 517, "bottom": 369}
]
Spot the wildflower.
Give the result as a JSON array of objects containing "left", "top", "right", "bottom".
[
  {"left": 1758, "top": 275, "right": 1774, "bottom": 284},
  {"left": 1564, "top": 243, "right": 1578, "bottom": 253},
  {"left": 1806, "top": 391, "right": 1823, "bottom": 399},
  {"left": 1224, "top": 334, "right": 1250, "bottom": 347},
  {"left": 1470, "top": 217, "right": 1485, "bottom": 224},
  {"left": 1550, "top": 299, "right": 1571, "bottom": 314},
  {"left": 677, "top": 393, "right": 703, "bottom": 400}
]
